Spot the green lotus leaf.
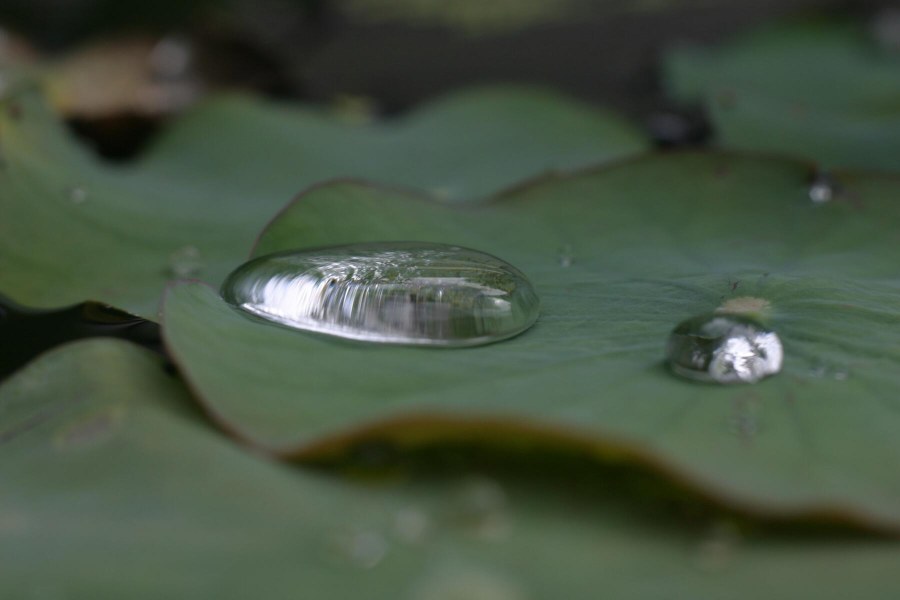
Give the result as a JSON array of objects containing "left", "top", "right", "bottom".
[
  {"left": 664, "top": 22, "right": 900, "bottom": 171},
  {"left": 0, "top": 86, "right": 645, "bottom": 317},
  {"left": 3, "top": 339, "right": 899, "bottom": 597},
  {"left": 163, "top": 153, "right": 900, "bottom": 531}
]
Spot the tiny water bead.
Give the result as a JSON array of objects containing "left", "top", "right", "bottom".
[
  {"left": 666, "top": 314, "right": 783, "bottom": 384},
  {"left": 221, "top": 242, "right": 540, "bottom": 347},
  {"left": 168, "top": 245, "right": 204, "bottom": 278},
  {"left": 808, "top": 172, "right": 836, "bottom": 204}
]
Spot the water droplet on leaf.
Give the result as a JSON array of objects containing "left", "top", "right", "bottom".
[
  {"left": 334, "top": 530, "right": 389, "bottom": 569},
  {"left": 666, "top": 314, "right": 783, "bottom": 384},
  {"left": 221, "top": 242, "right": 540, "bottom": 346},
  {"left": 393, "top": 507, "right": 431, "bottom": 544},
  {"left": 66, "top": 185, "right": 88, "bottom": 204},
  {"left": 451, "top": 477, "right": 511, "bottom": 541},
  {"left": 808, "top": 173, "right": 835, "bottom": 204},
  {"left": 695, "top": 520, "right": 740, "bottom": 572},
  {"left": 557, "top": 244, "right": 574, "bottom": 268},
  {"left": 168, "top": 245, "right": 204, "bottom": 278},
  {"left": 411, "top": 568, "right": 526, "bottom": 600}
]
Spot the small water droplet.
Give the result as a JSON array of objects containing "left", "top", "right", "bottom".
[
  {"left": 808, "top": 173, "right": 835, "bottom": 204},
  {"left": 695, "top": 520, "right": 740, "bottom": 572},
  {"left": 666, "top": 314, "right": 783, "bottom": 384},
  {"left": 221, "top": 242, "right": 540, "bottom": 347},
  {"left": 809, "top": 362, "right": 850, "bottom": 381},
  {"left": 149, "top": 36, "right": 192, "bottom": 78},
  {"left": 168, "top": 245, "right": 204, "bottom": 278},
  {"left": 334, "top": 530, "right": 389, "bottom": 569},
  {"left": 393, "top": 506, "right": 431, "bottom": 544},
  {"left": 66, "top": 185, "right": 88, "bottom": 204},
  {"left": 452, "top": 477, "right": 511, "bottom": 541},
  {"left": 557, "top": 244, "right": 574, "bottom": 268},
  {"left": 411, "top": 568, "right": 526, "bottom": 600}
]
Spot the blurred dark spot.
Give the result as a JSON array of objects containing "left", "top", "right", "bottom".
[
  {"left": 646, "top": 108, "right": 712, "bottom": 148},
  {"left": 66, "top": 114, "right": 161, "bottom": 161},
  {"left": 0, "top": 294, "right": 164, "bottom": 381}
]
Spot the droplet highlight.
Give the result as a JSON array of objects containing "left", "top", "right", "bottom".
[
  {"left": 221, "top": 242, "right": 540, "bottom": 347},
  {"left": 666, "top": 314, "right": 783, "bottom": 384}
]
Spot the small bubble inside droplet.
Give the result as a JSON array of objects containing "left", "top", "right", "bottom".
[
  {"left": 168, "top": 245, "right": 204, "bottom": 278},
  {"left": 221, "top": 242, "right": 540, "bottom": 347},
  {"left": 666, "top": 314, "right": 783, "bottom": 384}
]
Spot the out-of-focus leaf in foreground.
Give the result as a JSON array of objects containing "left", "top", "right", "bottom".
[
  {"left": 664, "top": 22, "right": 900, "bottom": 171},
  {"left": 2, "top": 339, "right": 899, "bottom": 598},
  {"left": 0, "top": 86, "right": 645, "bottom": 317},
  {"left": 164, "top": 154, "right": 900, "bottom": 531}
]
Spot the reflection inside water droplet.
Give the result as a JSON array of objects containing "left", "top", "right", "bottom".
[
  {"left": 666, "top": 314, "right": 783, "bottom": 384},
  {"left": 221, "top": 242, "right": 540, "bottom": 347}
]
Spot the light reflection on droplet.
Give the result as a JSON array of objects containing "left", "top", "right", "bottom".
[
  {"left": 666, "top": 314, "right": 783, "bottom": 384},
  {"left": 221, "top": 242, "right": 540, "bottom": 347}
]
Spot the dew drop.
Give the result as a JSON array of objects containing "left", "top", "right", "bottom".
[
  {"left": 411, "top": 568, "right": 526, "bottom": 600},
  {"left": 221, "top": 242, "right": 540, "bottom": 347},
  {"left": 808, "top": 173, "right": 835, "bottom": 204},
  {"left": 393, "top": 506, "right": 431, "bottom": 544},
  {"left": 333, "top": 530, "right": 389, "bottom": 569},
  {"left": 66, "top": 185, "right": 88, "bottom": 204},
  {"left": 451, "top": 476, "right": 512, "bottom": 541},
  {"left": 695, "top": 520, "right": 740, "bottom": 572},
  {"left": 666, "top": 314, "right": 783, "bottom": 384},
  {"left": 557, "top": 244, "right": 574, "bottom": 268},
  {"left": 168, "top": 245, "right": 204, "bottom": 278}
]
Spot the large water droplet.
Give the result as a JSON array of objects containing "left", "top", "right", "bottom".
[
  {"left": 666, "top": 314, "right": 783, "bottom": 384},
  {"left": 222, "top": 242, "right": 540, "bottom": 347}
]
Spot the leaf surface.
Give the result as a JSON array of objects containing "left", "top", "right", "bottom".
[
  {"left": 2, "top": 339, "right": 899, "bottom": 597},
  {"left": 0, "top": 87, "right": 645, "bottom": 316},
  {"left": 163, "top": 153, "right": 900, "bottom": 530}
]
